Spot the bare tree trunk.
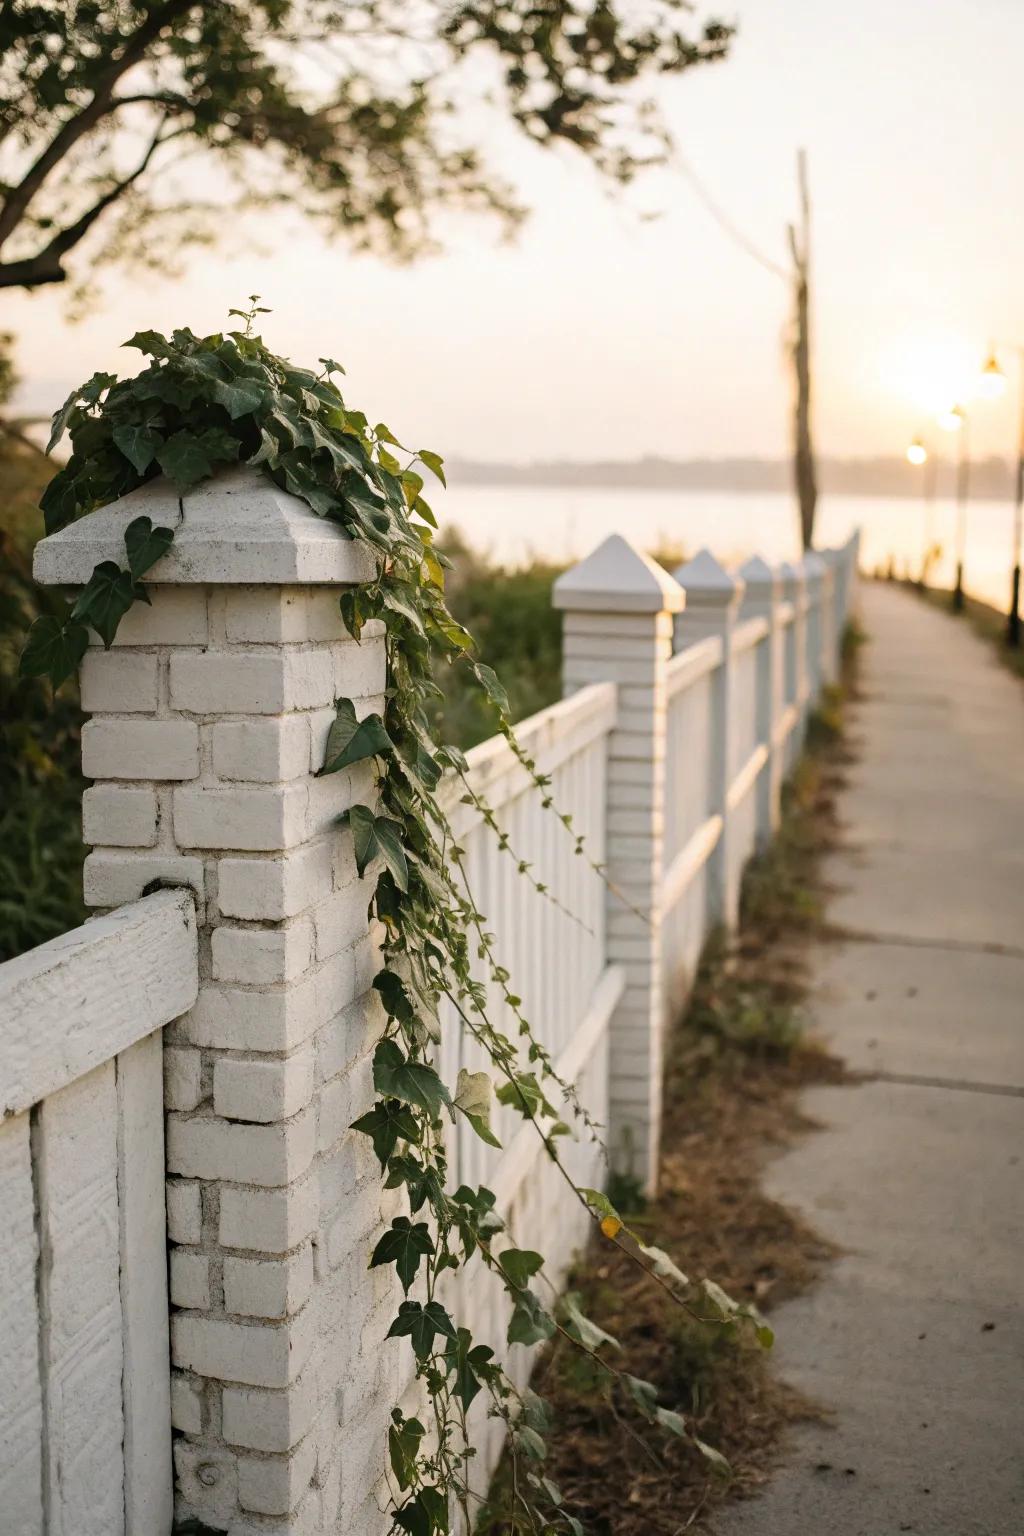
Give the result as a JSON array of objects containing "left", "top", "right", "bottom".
[{"left": 789, "top": 149, "right": 817, "bottom": 551}]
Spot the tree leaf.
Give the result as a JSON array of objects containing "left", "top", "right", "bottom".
[
  {"left": 70, "top": 560, "right": 138, "bottom": 648},
  {"left": 372, "top": 1040, "right": 451, "bottom": 1120},
  {"left": 321, "top": 697, "right": 393, "bottom": 774},
  {"left": 19, "top": 615, "right": 89, "bottom": 689},
  {"left": 124, "top": 515, "right": 174, "bottom": 579},
  {"left": 350, "top": 1098, "right": 419, "bottom": 1167},
  {"left": 112, "top": 422, "right": 162, "bottom": 474},
  {"left": 370, "top": 1217, "right": 434, "bottom": 1293}
]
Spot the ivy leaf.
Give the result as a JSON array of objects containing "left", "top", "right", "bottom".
[
  {"left": 655, "top": 1404, "right": 689, "bottom": 1439},
  {"left": 19, "top": 615, "right": 89, "bottom": 689},
  {"left": 248, "top": 426, "right": 281, "bottom": 467},
  {"left": 474, "top": 662, "right": 510, "bottom": 718},
  {"left": 370, "top": 1216, "right": 434, "bottom": 1293},
  {"left": 507, "top": 1289, "right": 556, "bottom": 1348},
  {"left": 561, "top": 1291, "right": 619, "bottom": 1352},
  {"left": 321, "top": 697, "right": 393, "bottom": 774},
  {"left": 443, "top": 1327, "right": 495, "bottom": 1409},
  {"left": 156, "top": 429, "right": 217, "bottom": 488},
  {"left": 70, "top": 561, "right": 138, "bottom": 648},
  {"left": 350, "top": 1098, "right": 419, "bottom": 1167},
  {"left": 418, "top": 449, "right": 446, "bottom": 487},
  {"left": 123, "top": 329, "right": 172, "bottom": 358},
  {"left": 124, "top": 515, "right": 174, "bottom": 579},
  {"left": 112, "top": 422, "right": 162, "bottom": 474},
  {"left": 347, "top": 804, "right": 409, "bottom": 891},
  {"left": 211, "top": 375, "right": 266, "bottom": 419},
  {"left": 498, "top": 1248, "right": 544, "bottom": 1290},
  {"left": 641, "top": 1243, "right": 690, "bottom": 1292},
  {"left": 399, "top": 468, "right": 423, "bottom": 507},
  {"left": 624, "top": 1374, "right": 659, "bottom": 1420},
  {"left": 694, "top": 1436, "right": 732, "bottom": 1478},
  {"left": 373, "top": 969, "right": 415, "bottom": 1024},
  {"left": 372, "top": 1040, "right": 452, "bottom": 1120},
  {"left": 454, "top": 1068, "right": 501, "bottom": 1149},
  {"left": 513, "top": 1424, "right": 547, "bottom": 1462},
  {"left": 496, "top": 1072, "right": 556, "bottom": 1123},
  {"left": 395, "top": 1486, "right": 448, "bottom": 1536},
  {"left": 387, "top": 1300, "right": 458, "bottom": 1361},
  {"left": 388, "top": 1412, "right": 424, "bottom": 1492}
]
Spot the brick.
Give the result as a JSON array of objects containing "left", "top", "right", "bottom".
[
  {"left": 315, "top": 993, "right": 385, "bottom": 1086},
  {"left": 174, "top": 784, "right": 308, "bottom": 851},
  {"left": 167, "top": 1179, "right": 203, "bottom": 1244},
  {"left": 217, "top": 840, "right": 333, "bottom": 921},
  {"left": 214, "top": 1050, "right": 315, "bottom": 1123},
  {"left": 170, "top": 1249, "right": 212, "bottom": 1310},
  {"left": 317, "top": 1061, "right": 369, "bottom": 1154},
  {"left": 221, "top": 1372, "right": 319, "bottom": 1452},
  {"left": 310, "top": 888, "right": 367, "bottom": 962},
  {"left": 224, "top": 1247, "right": 314, "bottom": 1320},
  {"left": 170, "top": 650, "right": 335, "bottom": 714},
  {"left": 170, "top": 1372, "right": 203, "bottom": 1434},
  {"left": 79, "top": 649, "right": 159, "bottom": 712},
  {"left": 167, "top": 1107, "right": 317, "bottom": 1186},
  {"left": 219, "top": 1180, "right": 318, "bottom": 1253},
  {"left": 81, "top": 718, "right": 199, "bottom": 780},
  {"left": 331, "top": 635, "right": 386, "bottom": 698},
  {"left": 180, "top": 971, "right": 319, "bottom": 1053},
  {"left": 305, "top": 762, "right": 374, "bottom": 839},
  {"left": 212, "top": 920, "right": 313, "bottom": 985},
  {"left": 212, "top": 715, "right": 311, "bottom": 783},
  {"left": 83, "top": 850, "right": 204, "bottom": 909},
  {"left": 172, "top": 1313, "right": 314, "bottom": 1388},
  {"left": 224, "top": 587, "right": 348, "bottom": 644},
  {"left": 165, "top": 1045, "right": 204, "bottom": 1111},
  {"left": 173, "top": 1441, "right": 238, "bottom": 1527},
  {"left": 238, "top": 1434, "right": 318, "bottom": 1516},
  {"left": 81, "top": 784, "right": 159, "bottom": 847},
  {"left": 88, "top": 585, "right": 208, "bottom": 646}
]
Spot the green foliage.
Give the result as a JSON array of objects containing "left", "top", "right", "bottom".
[
  {"left": 19, "top": 318, "right": 766, "bottom": 1532},
  {"left": 0, "top": 2, "right": 733, "bottom": 294},
  {"left": 0, "top": 436, "right": 85, "bottom": 961}
]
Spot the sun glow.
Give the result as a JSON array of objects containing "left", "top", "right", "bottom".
[{"left": 878, "top": 334, "right": 979, "bottom": 416}]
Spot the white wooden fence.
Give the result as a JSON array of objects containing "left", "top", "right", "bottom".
[
  {"left": 2, "top": 462, "right": 859, "bottom": 1536},
  {"left": 0, "top": 889, "right": 197, "bottom": 1536}
]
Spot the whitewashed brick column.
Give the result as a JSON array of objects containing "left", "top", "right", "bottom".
[
  {"left": 35, "top": 465, "right": 397, "bottom": 1536},
  {"left": 777, "top": 559, "right": 807, "bottom": 766},
  {"left": 553, "top": 534, "right": 683, "bottom": 1194},
  {"left": 738, "top": 554, "right": 782, "bottom": 845},
  {"left": 673, "top": 550, "right": 745, "bottom": 930},
  {"left": 802, "top": 550, "right": 827, "bottom": 704}
]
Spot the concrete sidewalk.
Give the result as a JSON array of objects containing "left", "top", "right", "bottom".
[{"left": 714, "top": 583, "right": 1024, "bottom": 1536}]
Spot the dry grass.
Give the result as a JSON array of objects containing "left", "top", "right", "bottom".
[{"left": 479, "top": 631, "right": 863, "bottom": 1536}]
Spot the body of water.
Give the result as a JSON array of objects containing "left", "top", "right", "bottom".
[{"left": 441, "top": 485, "right": 1020, "bottom": 613}]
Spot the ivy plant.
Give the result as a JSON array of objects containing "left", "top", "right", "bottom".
[{"left": 23, "top": 302, "right": 771, "bottom": 1534}]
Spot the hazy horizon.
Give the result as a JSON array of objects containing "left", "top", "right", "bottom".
[{"left": 7, "top": 0, "right": 1024, "bottom": 470}]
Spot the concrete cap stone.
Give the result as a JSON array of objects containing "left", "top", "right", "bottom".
[
  {"left": 34, "top": 464, "right": 379, "bottom": 587},
  {"left": 553, "top": 533, "right": 684, "bottom": 614},
  {"left": 674, "top": 548, "right": 745, "bottom": 609}
]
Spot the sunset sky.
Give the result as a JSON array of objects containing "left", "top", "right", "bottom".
[{"left": 8, "top": 0, "right": 1024, "bottom": 466}]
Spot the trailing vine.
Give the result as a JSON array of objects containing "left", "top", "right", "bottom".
[{"left": 23, "top": 304, "right": 771, "bottom": 1535}]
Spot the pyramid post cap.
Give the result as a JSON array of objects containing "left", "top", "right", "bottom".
[
  {"left": 553, "top": 532, "right": 684, "bottom": 614},
  {"left": 737, "top": 553, "right": 779, "bottom": 592},
  {"left": 33, "top": 464, "right": 379, "bottom": 587},
  {"left": 777, "top": 559, "right": 805, "bottom": 591},
  {"left": 673, "top": 547, "right": 745, "bottom": 608},
  {"left": 819, "top": 545, "right": 844, "bottom": 567},
  {"left": 801, "top": 549, "right": 827, "bottom": 580}
]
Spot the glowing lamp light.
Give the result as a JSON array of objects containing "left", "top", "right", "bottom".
[
  {"left": 979, "top": 352, "right": 1008, "bottom": 400},
  {"left": 939, "top": 405, "right": 965, "bottom": 432},
  {"left": 906, "top": 439, "right": 928, "bottom": 466}
]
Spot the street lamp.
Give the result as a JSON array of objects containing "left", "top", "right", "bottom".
[
  {"left": 977, "top": 347, "right": 1024, "bottom": 646},
  {"left": 906, "top": 436, "right": 936, "bottom": 584},
  {"left": 939, "top": 404, "right": 969, "bottom": 611}
]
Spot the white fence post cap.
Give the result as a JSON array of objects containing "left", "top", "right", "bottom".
[
  {"left": 777, "top": 559, "right": 805, "bottom": 596},
  {"left": 737, "top": 553, "right": 778, "bottom": 609},
  {"left": 801, "top": 549, "right": 827, "bottom": 583},
  {"left": 33, "top": 463, "right": 379, "bottom": 587},
  {"left": 553, "top": 532, "right": 684, "bottom": 614},
  {"left": 674, "top": 548, "right": 745, "bottom": 610}
]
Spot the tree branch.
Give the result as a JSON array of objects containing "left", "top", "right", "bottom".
[{"left": 0, "top": 0, "right": 196, "bottom": 252}]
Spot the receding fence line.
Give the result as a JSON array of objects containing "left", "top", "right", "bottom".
[{"left": 0, "top": 464, "right": 859, "bottom": 1536}]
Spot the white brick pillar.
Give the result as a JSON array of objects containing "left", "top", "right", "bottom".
[
  {"left": 802, "top": 550, "right": 826, "bottom": 704},
  {"left": 737, "top": 554, "right": 782, "bottom": 846},
  {"left": 553, "top": 534, "right": 683, "bottom": 1194},
  {"left": 35, "top": 465, "right": 397, "bottom": 1535},
  {"left": 777, "top": 559, "right": 808, "bottom": 768},
  {"left": 673, "top": 550, "right": 745, "bottom": 931}
]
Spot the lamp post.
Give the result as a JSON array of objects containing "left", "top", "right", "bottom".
[
  {"left": 939, "top": 405, "right": 969, "bottom": 611},
  {"left": 906, "top": 436, "right": 936, "bottom": 585},
  {"left": 977, "top": 349, "right": 1024, "bottom": 646}
]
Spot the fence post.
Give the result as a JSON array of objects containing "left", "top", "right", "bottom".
[
  {"left": 673, "top": 550, "right": 745, "bottom": 931},
  {"left": 35, "top": 464, "right": 399, "bottom": 1535},
  {"left": 738, "top": 554, "right": 782, "bottom": 847},
  {"left": 777, "top": 559, "right": 807, "bottom": 768},
  {"left": 553, "top": 534, "right": 683, "bottom": 1194},
  {"left": 802, "top": 550, "right": 826, "bottom": 705},
  {"left": 820, "top": 546, "right": 843, "bottom": 682}
]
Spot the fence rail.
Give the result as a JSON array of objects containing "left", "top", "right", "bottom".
[{"left": 7, "top": 458, "right": 859, "bottom": 1536}]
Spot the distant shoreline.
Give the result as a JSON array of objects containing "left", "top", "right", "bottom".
[{"left": 447, "top": 455, "right": 1014, "bottom": 502}]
